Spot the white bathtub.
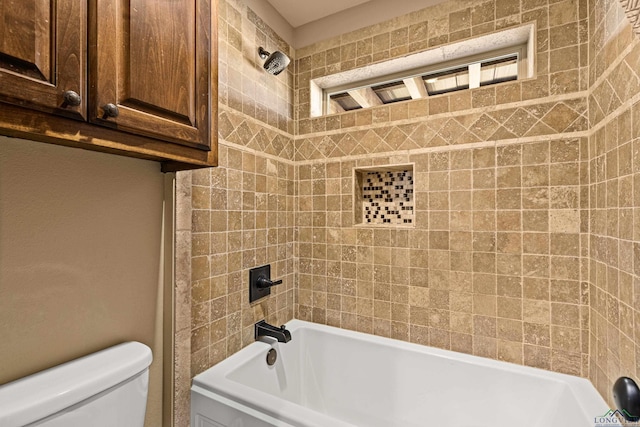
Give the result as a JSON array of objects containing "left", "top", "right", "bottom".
[{"left": 191, "top": 320, "right": 617, "bottom": 427}]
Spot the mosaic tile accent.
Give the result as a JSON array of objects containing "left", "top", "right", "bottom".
[{"left": 362, "top": 170, "right": 414, "bottom": 225}]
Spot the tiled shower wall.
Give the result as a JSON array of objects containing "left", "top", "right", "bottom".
[
  {"left": 294, "top": 0, "right": 592, "bottom": 376},
  {"left": 175, "top": 0, "right": 640, "bottom": 422},
  {"left": 588, "top": 0, "right": 640, "bottom": 404},
  {"left": 174, "top": 0, "right": 296, "bottom": 423},
  {"left": 297, "top": 144, "right": 591, "bottom": 373}
]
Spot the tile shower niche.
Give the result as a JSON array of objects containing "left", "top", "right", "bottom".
[{"left": 354, "top": 165, "right": 414, "bottom": 227}]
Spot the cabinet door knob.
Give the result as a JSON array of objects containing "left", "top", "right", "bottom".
[
  {"left": 102, "top": 103, "right": 119, "bottom": 119},
  {"left": 62, "top": 90, "right": 82, "bottom": 107}
]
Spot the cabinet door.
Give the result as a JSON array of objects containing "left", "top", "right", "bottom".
[
  {"left": 90, "top": 0, "right": 211, "bottom": 150},
  {"left": 0, "top": 0, "right": 86, "bottom": 119}
]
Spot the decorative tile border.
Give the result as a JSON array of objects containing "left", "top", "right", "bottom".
[
  {"left": 295, "top": 97, "right": 588, "bottom": 161},
  {"left": 218, "top": 106, "right": 295, "bottom": 161},
  {"left": 589, "top": 37, "right": 640, "bottom": 126}
]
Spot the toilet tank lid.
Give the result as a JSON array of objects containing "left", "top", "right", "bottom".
[{"left": 0, "top": 341, "right": 152, "bottom": 427}]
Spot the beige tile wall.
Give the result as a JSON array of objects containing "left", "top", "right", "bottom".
[
  {"left": 188, "top": 144, "right": 295, "bottom": 373},
  {"left": 295, "top": 0, "right": 590, "bottom": 132},
  {"left": 295, "top": 98, "right": 588, "bottom": 161},
  {"left": 218, "top": 0, "right": 294, "bottom": 134},
  {"left": 294, "top": 0, "right": 592, "bottom": 377},
  {"left": 588, "top": 0, "right": 640, "bottom": 406},
  {"left": 188, "top": 0, "right": 296, "bottom": 375},
  {"left": 174, "top": 0, "right": 296, "bottom": 424},
  {"left": 297, "top": 139, "right": 590, "bottom": 375},
  {"left": 175, "top": 0, "right": 640, "bottom": 422}
]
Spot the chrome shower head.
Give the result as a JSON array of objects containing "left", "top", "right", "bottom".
[{"left": 258, "top": 47, "right": 290, "bottom": 75}]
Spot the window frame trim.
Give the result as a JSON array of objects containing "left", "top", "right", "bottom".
[
  {"left": 322, "top": 44, "right": 528, "bottom": 115},
  {"left": 309, "top": 22, "right": 536, "bottom": 118}
]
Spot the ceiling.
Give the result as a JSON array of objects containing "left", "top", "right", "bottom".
[
  {"left": 257, "top": 0, "right": 450, "bottom": 48},
  {"left": 266, "top": 0, "right": 373, "bottom": 28}
]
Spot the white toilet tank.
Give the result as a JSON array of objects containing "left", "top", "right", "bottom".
[{"left": 0, "top": 341, "right": 152, "bottom": 427}]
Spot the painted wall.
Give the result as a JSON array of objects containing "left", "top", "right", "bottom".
[{"left": 0, "top": 136, "right": 166, "bottom": 427}]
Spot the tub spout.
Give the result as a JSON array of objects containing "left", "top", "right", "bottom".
[{"left": 255, "top": 320, "right": 291, "bottom": 343}]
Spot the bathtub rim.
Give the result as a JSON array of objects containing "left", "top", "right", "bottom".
[{"left": 191, "top": 319, "right": 613, "bottom": 427}]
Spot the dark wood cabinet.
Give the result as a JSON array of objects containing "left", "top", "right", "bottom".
[
  {"left": 0, "top": 0, "right": 217, "bottom": 170},
  {"left": 90, "top": 0, "right": 211, "bottom": 150},
  {"left": 0, "top": 0, "right": 86, "bottom": 120}
]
